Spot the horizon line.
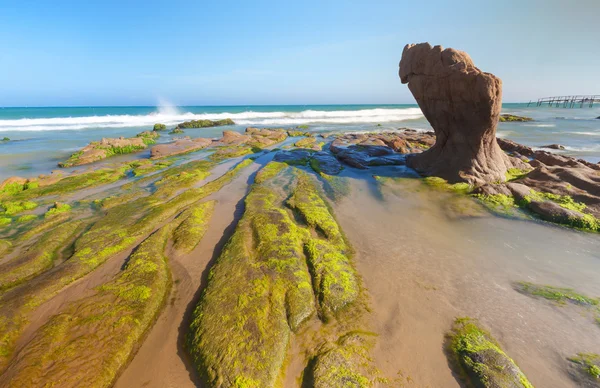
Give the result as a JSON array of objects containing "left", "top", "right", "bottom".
[{"left": 0, "top": 102, "right": 529, "bottom": 109}]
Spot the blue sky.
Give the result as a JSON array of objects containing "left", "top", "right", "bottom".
[{"left": 0, "top": 0, "right": 598, "bottom": 106}]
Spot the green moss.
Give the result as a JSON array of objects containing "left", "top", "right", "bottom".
[
  {"left": 474, "top": 193, "right": 518, "bottom": 215},
  {"left": 0, "top": 217, "right": 11, "bottom": 227},
  {"left": 0, "top": 220, "right": 83, "bottom": 291},
  {"left": 1, "top": 137, "right": 9, "bottom": 142},
  {"left": 3, "top": 222, "right": 174, "bottom": 388},
  {"left": 518, "top": 190, "right": 599, "bottom": 231},
  {"left": 153, "top": 123, "right": 167, "bottom": 131},
  {"left": 0, "top": 240, "right": 11, "bottom": 256},
  {"left": 209, "top": 145, "right": 255, "bottom": 162},
  {"left": 499, "top": 114, "right": 533, "bottom": 122},
  {"left": 254, "top": 161, "right": 286, "bottom": 184},
  {"left": 505, "top": 168, "right": 531, "bottom": 181},
  {"left": 172, "top": 200, "right": 216, "bottom": 253},
  {"left": 188, "top": 180, "right": 313, "bottom": 386},
  {"left": 45, "top": 202, "right": 72, "bottom": 218},
  {"left": 0, "top": 201, "right": 37, "bottom": 215},
  {"left": 448, "top": 317, "right": 533, "bottom": 388},
  {"left": 169, "top": 127, "right": 184, "bottom": 134},
  {"left": 188, "top": 164, "right": 367, "bottom": 387},
  {"left": 131, "top": 159, "right": 173, "bottom": 176},
  {"left": 0, "top": 165, "right": 130, "bottom": 202},
  {"left": 568, "top": 353, "right": 600, "bottom": 379},
  {"left": 310, "top": 332, "right": 378, "bottom": 388},
  {"left": 176, "top": 118, "right": 234, "bottom": 129},
  {"left": 515, "top": 281, "right": 599, "bottom": 306},
  {"left": 102, "top": 144, "right": 146, "bottom": 157},
  {"left": 0, "top": 181, "right": 26, "bottom": 196},
  {"left": 297, "top": 125, "right": 310, "bottom": 130},
  {"left": 0, "top": 159, "right": 252, "bottom": 370},
  {"left": 422, "top": 176, "right": 472, "bottom": 195},
  {"left": 295, "top": 137, "right": 318, "bottom": 149},
  {"left": 16, "top": 214, "right": 37, "bottom": 223}
]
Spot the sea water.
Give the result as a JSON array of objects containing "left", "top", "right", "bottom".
[{"left": 0, "top": 103, "right": 599, "bottom": 180}]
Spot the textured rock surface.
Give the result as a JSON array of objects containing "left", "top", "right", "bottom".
[
  {"left": 448, "top": 318, "right": 533, "bottom": 388},
  {"left": 59, "top": 132, "right": 159, "bottom": 167},
  {"left": 151, "top": 137, "right": 212, "bottom": 159},
  {"left": 399, "top": 42, "right": 526, "bottom": 184},
  {"left": 328, "top": 131, "right": 432, "bottom": 169}
]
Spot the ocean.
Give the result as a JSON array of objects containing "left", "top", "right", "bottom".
[{"left": 0, "top": 103, "right": 599, "bottom": 180}]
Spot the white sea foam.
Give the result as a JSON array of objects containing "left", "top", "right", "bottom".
[
  {"left": 0, "top": 108, "right": 424, "bottom": 131},
  {"left": 523, "top": 123, "right": 555, "bottom": 128}
]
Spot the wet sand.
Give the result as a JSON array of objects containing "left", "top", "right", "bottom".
[
  {"left": 115, "top": 158, "right": 264, "bottom": 388},
  {"left": 333, "top": 169, "right": 600, "bottom": 387},
  {"left": 4, "top": 154, "right": 598, "bottom": 387}
]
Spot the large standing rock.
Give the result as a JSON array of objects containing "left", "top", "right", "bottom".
[{"left": 399, "top": 43, "right": 526, "bottom": 184}]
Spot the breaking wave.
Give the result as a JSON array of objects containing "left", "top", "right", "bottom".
[{"left": 0, "top": 108, "right": 424, "bottom": 131}]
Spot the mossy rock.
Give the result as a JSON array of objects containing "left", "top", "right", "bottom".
[
  {"left": 0, "top": 159, "right": 252, "bottom": 370},
  {"left": 1, "top": 138, "right": 9, "bottom": 142},
  {"left": 153, "top": 123, "right": 167, "bottom": 131},
  {"left": 0, "top": 219, "right": 83, "bottom": 292},
  {"left": 176, "top": 118, "right": 234, "bottom": 129},
  {"left": 172, "top": 200, "right": 215, "bottom": 253},
  {"left": 568, "top": 353, "right": 600, "bottom": 387},
  {"left": 515, "top": 282, "right": 599, "bottom": 307},
  {"left": 188, "top": 163, "right": 361, "bottom": 387},
  {"left": 2, "top": 223, "right": 174, "bottom": 387},
  {"left": 169, "top": 127, "right": 184, "bottom": 134},
  {"left": 0, "top": 200, "right": 37, "bottom": 216},
  {"left": 447, "top": 317, "right": 533, "bottom": 388},
  {"left": 499, "top": 114, "right": 533, "bottom": 122},
  {"left": 309, "top": 332, "right": 379, "bottom": 388}
]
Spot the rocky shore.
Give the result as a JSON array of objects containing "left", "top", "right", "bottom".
[{"left": 0, "top": 43, "right": 598, "bottom": 387}]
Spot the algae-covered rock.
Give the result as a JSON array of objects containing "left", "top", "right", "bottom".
[
  {"left": 310, "top": 151, "right": 343, "bottom": 176},
  {"left": 288, "top": 172, "right": 358, "bottom": 317},
  {"left": 59, "top": 133, "right": 157, "bottom": 167},
  {"left": 0, "top": 200, "right": 37, "bottom": 216},
  {"left": 0, "top": 220, "right": 83, "bottom": 291},
  {"left": 568, "top": 353, "right": 600, "bottom": 387},
  {"left": 448, "top": 317, "right": 533, "bottom": 388},
  {"left": 295, "top": 136, "right": 323, "bottom": 150},
  {"left": 172, "top": 200, "right": 216, "bottom": 253},
  {"left": 499, "top": 114, "right": 534, "bottom": 122},
  {"left": 153, "top": 123, "right": 167, "bottom": 131},
  {"left": 188, "top": 163, "right": 361, "bottom": 387},
  {"left": 514, "top": 282, "right": 599, "bottom": 307},
  {"left": 311, "top": 332, "right": 379, "bottom": 388},
  {"left": 175, "top": 118, "right": 234, "bottom": 129},
  {"left": 1, "top": 223, "right": 174, "bottom": 388},
  {"left": 0, "top": 159, "right": 252, "bottom": 371}
]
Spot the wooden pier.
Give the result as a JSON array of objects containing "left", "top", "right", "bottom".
[{"left": 528, "top": 95, "right": 600, "bottom": 108}]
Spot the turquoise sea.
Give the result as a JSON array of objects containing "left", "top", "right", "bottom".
[{"left": 0, "top": 104, "right": 599, "bottom": 180}]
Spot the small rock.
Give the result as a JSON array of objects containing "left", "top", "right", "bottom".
[{"left": 540, "top": 144, "right": 565, "bottom": 150}]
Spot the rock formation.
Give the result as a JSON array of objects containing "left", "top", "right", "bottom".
[
  {"left": 59, "top": 131, "right": 159, "bottom": 167},
  {"left": 399, "top": 42, "right": 527, "bottom": 184}
]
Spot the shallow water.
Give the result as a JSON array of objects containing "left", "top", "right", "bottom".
[
  {"left": 101, "top": 161, "right": 600, "bottom": 388},
  {"left": 1, "top": 103, "right": 599, "bottom": 180},
  {"left": 332, "top": 168, "right": 600, "bottom": 387}
]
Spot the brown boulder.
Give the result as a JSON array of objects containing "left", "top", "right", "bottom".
[
  {"left": 150, "top": 138, "right": 212, "bottom": 159},
  {"left": 399, "top": 43, "right": 526, "bottom": 184},
  {"left": 220, "top": 131, "right": 250, "bottom": 144}
]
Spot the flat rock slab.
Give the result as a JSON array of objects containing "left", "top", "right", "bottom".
[
  {"left": 310, "top": 152, "right": 343, "bottom": 175},
  {"left": 151, "top": 138, "right": 212, "bottom": 159}
]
